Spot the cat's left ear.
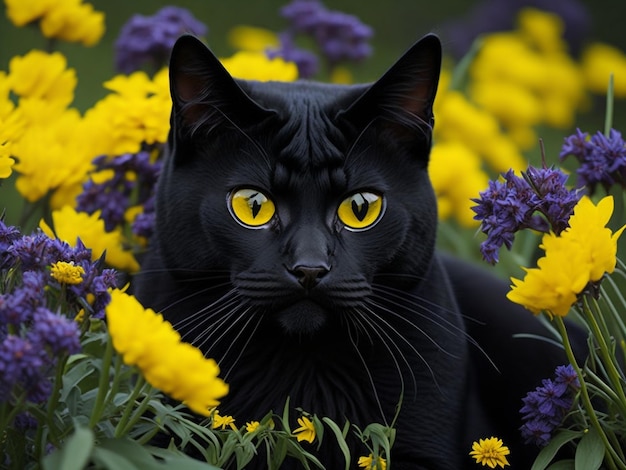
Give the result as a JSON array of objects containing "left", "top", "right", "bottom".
[{"left": 337, "top": 34, "right": 441, "bottom": 149}]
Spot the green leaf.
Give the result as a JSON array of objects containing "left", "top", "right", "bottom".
[
  {"left": 42, "top": 425, "right": 94, "bottom": 470},
  {"left": 575, "top": 429, "right": 604, "bottom": 470},
  {"left": 91, "top": 446, "right": 140, "bottom": 470},
  {"left": 322, "top": 417, "right": 351, "bottom": 470},
  {"left": 546, "top": 460, "right": 575, "bottom": 470},
  {"left": 531, "top": 430, "right": 583, "bottom": 470}
]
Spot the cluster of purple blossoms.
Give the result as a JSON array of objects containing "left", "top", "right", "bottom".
[
  {"left": 560, "top": 128, "right": 626, "bottom": 193},
  {"left": 76, "top": 151, "right": 161, "bottom": 239},
  {"left": 0, "top": 220, "right": 118, "bottom": 405},
  {"left": 471, "top": 165, "right": 582, "bottom": 264},
  {"left": 115, "top": 6, "right": 208, "bottom": 74},
  {"left": 272, "top": 0, "right": 373, "bottom": 78},
  {"left": 520, "top": 364, "right": 580, "bottom": 447}
]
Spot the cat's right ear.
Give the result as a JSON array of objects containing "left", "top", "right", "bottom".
[{"left": 169, "top": 35, "right": 275, "bottom": 137}]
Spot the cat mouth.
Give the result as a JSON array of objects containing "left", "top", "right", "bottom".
[{"left": 275, "top": 299, "right": 328, "bottom": 335}]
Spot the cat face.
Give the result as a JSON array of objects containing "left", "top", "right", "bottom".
[{"left": 154, "top": 35, "right": 441, "bottom": 334}]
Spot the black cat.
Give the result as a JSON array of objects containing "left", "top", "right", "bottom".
[{"left": 136, "top": 34, "right": 585, "bottom": 469}]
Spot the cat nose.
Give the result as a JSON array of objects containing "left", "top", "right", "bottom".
[{"left": 289, "top": 265, "right": 329, "bottom": 289}]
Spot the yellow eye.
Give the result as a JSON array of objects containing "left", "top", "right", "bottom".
[
  {"left": 229, "top": 188, "right": 275, "bottom": 227},
  {"left": 337, "top": 192, "right": 384, "bottom": 230}
]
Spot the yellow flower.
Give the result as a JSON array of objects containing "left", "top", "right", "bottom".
[
  {"left": 357, "top": 454, "right": 387, "bottom": 470},
  {"left": 507, "top": 196, "right": 625, "bottom": 317},
  {"left": 40, "top": 206, "right": 140, "bottom": 273},
  {"left": 469, "top": 437, "right": 510, "bottom": 468},
  {"left": 212, "top": 411, "right": 237, "bottom": 431},
  {"left": 245, "top": 421, "right": 260, "bottom": 433},
  {"left": 84, "top": 69, "right": 171, "bottom": 156},
  {"left": 105, "top": 289, "right": 229, "bottom": 416},
  {"left": 5, "top": 0, "right": 105, "bottom": 46},
  {"left": 50, "top": 261, "right": 85, "bottom": 285},
  {"left": 227, "top": 25, "right": 279, "bottom": 52},
  {"left": 220, "top": 51, "right": 298, "bottom": 82},
  {"left": 582, "top": 42, "right": 626, "bottom": 98},
  {"left": 8, "top": 50, "right": 76, "bottom": 107},
  {"left": 429, "top": 142, "right": 489, "bottom": 227},
  {"left": 293, "top": 416, "right": 316, "bottom": 443}
]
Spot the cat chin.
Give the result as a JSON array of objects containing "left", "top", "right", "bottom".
[{"left": 276, "top": 299, "right": 328, "bottom": 335}]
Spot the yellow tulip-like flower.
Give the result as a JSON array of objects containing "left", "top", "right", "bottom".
[
  {"left": 245, "top": 421, "right": 260, "bottom": 433},
  {"left": 469, "top": 437, "right": 510, "bottom": 468},
  {"left": 106, "top": 289, "right": 229, "bottom": 416},
  {"left": 292, "top": 416, "right": 316, "bottom": 443},
  {"left": 227, "top": 25, "right": 279, "bottom": 52},
  {"left": 358, "top": 454, "right": 387, "bottom": 470},
  {"left": 5, "top": 0, "right": 105, "bottom": 46},
  {"left": 40, "top": 206, "right": 140, "bottom": 273},
  {"left": 50, "top": 261, "right": 85, "bottom": 285},
  {"left": 220, "top": 51, "right": 298, "bottom": 82},
  {"left": 507, "top": 196, "right": 625, "bottom": 317}
]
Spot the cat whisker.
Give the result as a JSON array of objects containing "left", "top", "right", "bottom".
[
  {"left": 222, "top": 311, "right": 264, "bottom": 381},
  {"left": 359, "top": 302, "right": 433, "bottom": 395},
  {"left": 344, "top": 313, "right": 389, "bottom": 426},
  {"left": 370, "top": 284, "right": 497, "bottom": 370},
  {"left": 174, "top": 290, "right": 241, "bottom": 334},
  {"left": 190, "top": 302, "right": 251, "bottom": 353}
]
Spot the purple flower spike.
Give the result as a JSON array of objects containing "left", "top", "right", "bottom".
[
  {"left": 560, "top": 128, "right": 626, "bottom": 192},
  {"left": 472, "top": 166, "right": 580, "bottom": 264},
  {"left": 520, "top": 364, "right": 580, "bottom": 447},
  {"left": 115, "top": 6, "right": 208, "bottom": 74}
]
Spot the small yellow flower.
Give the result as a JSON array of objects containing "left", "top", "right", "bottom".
[
  {"left": 105, "top": 289, "right": 229, "bottom": 416},
  {"left": 358, "top": 454, "right": 387, "bottom": 470},
  {"left": 469, "top": 437, "right": 510, "bottom": 468},
  {"left": 50, "top": 261, "right": 85, "bottom": 285},
  {"left": 293, "top": 416, "right": 316, "bottom": 443},
  {"left": 245, "top": 421, "right": 260, "bottom": 433},
  {"left": 212, "top": 411, "right": 237, "bottom": 431}
]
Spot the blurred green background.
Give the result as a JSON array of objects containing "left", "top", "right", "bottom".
[{"left": 2, "top": 0, "right": 626, "bottom": 111}]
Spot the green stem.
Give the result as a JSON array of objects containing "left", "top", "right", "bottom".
[
  {"left": 582, "top": 296, "right": 626, "bottom": 417},
  {"left": 113, "top": 375, "right": 146, "bottom": 438},
  {"left": 555, "top": 317, "right": 624, "bottom": 469},
  {"left": 89, "top": 336, "right": 114, "bottom": 428},
  {"left": 604, "top": 73, "right": 615, "bottom": 137}
]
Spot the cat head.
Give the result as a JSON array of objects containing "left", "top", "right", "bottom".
[{"left": 154, "top": 34, "right": 441, "bottom": 334}]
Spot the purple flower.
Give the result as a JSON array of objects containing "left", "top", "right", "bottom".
[
  {"left": 76, "top": 151, "right": 161, "bottom": 236},
  {"left": 268, "top": 32, "right": 319, "bottom": 79},
  {"left": 115, "top": 6, "right": 208, "bottom": 74},
  {"left": 278, "top": 0, "right": 372, "bottom": 70},
  {"left": 560, "top": 128, "right": 626, "bottom": 192},
  {"left": 0, "top": 335, "right": 46, "bottom": 403},
  {"left": 30, "top": 308, "right": 81, "bottom": 355},
  {"left": 520, "top": 364, "right": 580, "bottom": 447},
  {"left": 472, "top": 166, "right": 581, "bottom": 264}
]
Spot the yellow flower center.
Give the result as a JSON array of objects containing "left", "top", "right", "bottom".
[{"left": 50, "top": 261, "right": 85, "bottom": 285}]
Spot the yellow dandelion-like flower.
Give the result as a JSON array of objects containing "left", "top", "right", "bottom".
[
  {"left": 469, "top": 437, "right": 510, "bottom": 468},
  {"left": 50, "top": 261, "right": 85, "bottom": 285},
  {"left": 40, "top": 206, "right": 140, "bottom": 273},
  {"left": 105, "top": 289, "right": 229, "bottom": 416},
  {"left": 293, "top": 416, "right": 316, "bottom": 443},
  {"left": 212, "top": 411, "right": 238, "bottom": 431},
  {"left": 357, "top": 454, "right": 387, "bottom": 470}
]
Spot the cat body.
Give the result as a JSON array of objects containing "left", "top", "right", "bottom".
[{"left": 136, "top": 35, "right": 582, "bottom": 469}]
